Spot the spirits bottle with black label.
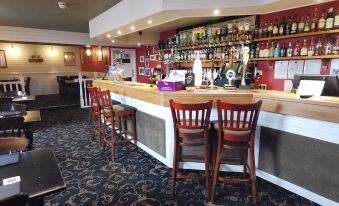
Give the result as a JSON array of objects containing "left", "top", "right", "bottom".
[{"left": 325, "top": 7, "right": 334, "bottom": 30}]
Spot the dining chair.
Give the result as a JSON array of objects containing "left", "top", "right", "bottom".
[{"left": 0, "top": 116, "right": 25, "bottom": 137}]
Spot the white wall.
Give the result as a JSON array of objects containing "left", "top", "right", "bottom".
[{"left": 0, "top": 43, "right": 81, "bottom": 95}]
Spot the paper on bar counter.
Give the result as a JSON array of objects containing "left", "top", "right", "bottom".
[
  {"left": 274, "top": 61, "right": 288, "bottom": 79},
  {"left": 303, "top": 60, "right": 321, "bottom": 74},
  {"left": 287, "top": 60, "right": 304, "bottom": 79}
]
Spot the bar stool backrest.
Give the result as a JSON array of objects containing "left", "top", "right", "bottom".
[
  {"left": 169, "top": 99, "right": 212, "bottom": 130},
  {"left": 216, "top": 100, "right": 262, "bottom": 142},
  {"left": 97, "top": 90, "right": 113, "bottom": 117},
  {"left": 87, "top": 87, "right": 99, "bottom": 107}
]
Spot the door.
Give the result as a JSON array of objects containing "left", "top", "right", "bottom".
[{"left": 110, "top": 48, "right": 136, "bottom": 82}]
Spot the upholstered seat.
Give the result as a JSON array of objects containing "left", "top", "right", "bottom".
[
  {"left": 111, "top": 99, "right": 121, "bottom": 105},
  {"left": 212, "top": 120, "right": 251, "bottom": 136}
]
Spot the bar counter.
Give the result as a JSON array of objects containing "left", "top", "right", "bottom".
[{"left": 93, "top": 80, "right": 339, "bottom": 206}]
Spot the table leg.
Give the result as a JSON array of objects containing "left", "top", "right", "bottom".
[{"left": 24, "top": 122, "right": 34, "bottom": 150}]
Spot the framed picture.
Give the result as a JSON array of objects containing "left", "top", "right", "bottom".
[
  {"left": 80, "top": 48, "right": 84, "bottom": 64},
  {"left": 150, "top": 55, "right": 156, "bottom": 61},
  {"left": 64, "top": 52, "right": 76, "bottom": 66},
  {"left": 0, "top": 50, "right": 7, "bottom": 68},
  {"left": 138, "top": 67, "right": 145, "bottom": 75},
  {"left": 144, "top": 68, "right": 151, "bottom": 76},
  {"left": 139, "top": 56, "right": 145, "bottom": 63},
  {"left": 145, "top": 58, "right": 150, "bottom": 67},
  {"left": 97, "top": 47, "right": 103, "bottom": 62}
]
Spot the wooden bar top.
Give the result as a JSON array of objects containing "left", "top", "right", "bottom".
[{"left": 93, "top": 80, "right": 339, "bottom": 123}]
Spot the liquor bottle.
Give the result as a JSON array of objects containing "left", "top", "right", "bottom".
[
  {"left": 279, "top": 17, "right": 286, "bottom": 36},
  {"left": 325, "top": 7, "right": 334, "bottom": 30},
  {"left": 291, "top": 14, "right": 298, "bottom": 34},
  {"left": 250, "top": 43, "right": 255, "bottom": 58},
  {"left": 274, "top": 43, "right": 281, "bottom": 58},
  {"left": 298, "top": 14, "right": 305, "bottom": 33},
  {"left": 287, "top": 41, "right": 293, "bottom": 57},
  {"left": 335, "top": 8, "right": 339, "bottom": 29},
  {"left": 258, "top": 21, "right": 263, "bottom": 38},
  {"left": 318, "top": 9, "right": 326, "bottom": 31},
  {"left": 158, "top": 40, "right": 162, "bottom": 50},
  {"left": 273, "top": 19, "right": 279, "bottom": 36},
  {"left": 314, "top": 37, "right": 323, "bottom": 56},
  {"left": 293, "top": 41, "right": 300, "bottom": 56},
  {"left": 300, "top": 39, "right": 308, "bottom": 56},
  {"left": 256, "top": 43, "right": 261, "bottom": 58},
  {"left": 263, "top": 20, "right": 269, "bottom": 37},
  {"left": 268, "top": 20, "right": 273, "bottom": 37},
  {"left": 244, "top": 19, "right": 251, "bottom": 33},
  {"left": 221, "top": 25, "right": 228, "bottom": 43},
  {"left": 280, "top": 43, "right": 287, "bottom": 57},
  {"left": 304, "top": 15, "right": 311, "bottom": 32},
  {"left": 308, "top": 38, "right": 315, "bottom": 56},
  {"left": 324, "top": 37, "right": 332, "bottom": 55},
  {"left": 332, "top": 36, "right": 339, "bottom": 55},
  {"left": 311, "top": 8, "right": 318, "bottom": 32},
  {"left": 286, "top": 16, "right": 292, "bottom": 35},
  {"left": 269, "top": 42, "right": 275, "bottom": 57},
  {"left": 263, "top": 42, "right": 270, "bottom": 58}
]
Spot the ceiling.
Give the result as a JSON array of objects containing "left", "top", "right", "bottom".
[{"left": 0, "top": 0, "right": 121, "bottom": 33}]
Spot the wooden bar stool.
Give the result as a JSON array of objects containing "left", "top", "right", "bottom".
[
  {"left": 169, "top": 99, "right": 212, "bottom": 200},
  {"left": 87, "top": 87, "right": 120, "bottom": 141},
  {"left": 211, "top": 100, "right": 262, "bottom": 205},
  {"left": 97, "top": 90, "right": 137, "bottom": 161}
]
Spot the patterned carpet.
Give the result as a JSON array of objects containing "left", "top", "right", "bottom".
[{"left": 33, "top": 107, "right": 318, "bottom": 206}]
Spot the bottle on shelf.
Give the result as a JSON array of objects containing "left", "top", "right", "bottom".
[
  {"left": 335, "top": 8, "right": 339, "bottom": 29},
  {"left": 300, "top": 39, "right": 308, "bottom": 56},
  {"left": 269, "top": 41, "right": 275, "bottom": 57},
  {"left": 311, "top": 8, "right": 319, "bottom": 32},
  {"left": 274, "top": 43, "right": 281, "bottom": 58},
  {"left": 314, "top": 37, "right": 323, "bottom": 56},
  {"left": 280, "top": 43, "right": 287, "bottom": 57},
  {"left": 268, "top": 20, "right": 274, "bottom": 37},
  {"left": 273, "top": 19, "right": 279, "bottom": 36},
  {"left": 291, "top": 14, "right": 298, "bottom": 34},
  {"left": 258, "top": 21, "right": 263, "bottom": 38},
  {"left": 286, "top": 16, "right": 292, "bottom": 35},
  {"left": 250, "top": 43, "right": 256, "bottom": 58},
  {"left": 308, "top": 37, "right": 315, "bottom": 56},
  {"left": 279, "top": 16, "right": 286, "bottom": 36},
  {"left": 332, "top": 36, "right": 339, "bottom": 55},
  {"left": 263, "top": 20, "right": 269, "bottom": 37},
  {"left": 324, "top": 37, "right": 333, "bottom": 55},
  {"left": 304, "top": 14, "right": 311, "bottom": 32},
  {"left": 325, "top": 7, "right": 334, "bottom": 30},
  {"left": 298, "top": 14, "right": 305, "bottom": 33},
  {"left": 263, "top": 42, "right": 270, "bottom": 58},
  {"left": 318, "top": 9, "right": 326, "bottom": 31},
  {"left": 287, "top": 41, "right": 293, "bottom": 57},
  {"left": 293, "top": 41, "right": 300, "bottom": 56}
]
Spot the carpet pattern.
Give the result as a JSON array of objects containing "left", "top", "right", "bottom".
[{"left": 33, "top": 107, "right": 318, "bottom": 206}]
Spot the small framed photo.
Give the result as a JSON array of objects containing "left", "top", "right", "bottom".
[
  {"left": 64, "top": 52, "right": 76, "bottom": 66},
  {"left": 150, "top": 55, "right": 156, "bottom": 61},
  {"left": 0, "top": 50, "right": 7, "bottom": 68},
  {"left": 145, "top": 58, "right": 150, "bottom": 67},
  {"left": 138, "top": 67, "right": 145, "bottom": 75},
  {"left": 139, "top": 56, "right": 145, "bottom": 63},
  {"left": 144, "top": 68, "right": 151, "bottom": 76},
  {"left": 97, "top": 47, "right": 103, "bottom": 62}
]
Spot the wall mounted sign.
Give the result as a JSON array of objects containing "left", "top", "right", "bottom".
[
  {"left": 0, "top": 50, "right": 7, "bottom": 68},
  {"left": 64, "top": 52, "right": 75, "bottom": 66},
  {"left": 29, "top": 52, "right": 43, "bottom": 63}
]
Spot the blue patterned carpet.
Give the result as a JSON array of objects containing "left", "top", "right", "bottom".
[{"left": 33, "top": 107, "right": 318, "bottom": 206}]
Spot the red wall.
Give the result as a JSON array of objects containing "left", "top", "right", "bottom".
[{"left": 81, "top": 47, "right": 111, "bottom": 72}]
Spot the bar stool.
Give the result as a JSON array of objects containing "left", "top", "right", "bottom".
[
  {"left": 169, "top": 99, "right": 212, "bottom": 200},
  {"left": 211, "top": 100, "right": 262, "bottom": 205},
  {"left": 97, "top": 90, "right": 137, "bottom": 161},
  {"left": 87, "top": 87, "right": 120, "bottom": 141}
]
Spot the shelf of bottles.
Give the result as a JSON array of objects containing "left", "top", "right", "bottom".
[{"left": 157, "top": 6, "right": 339, "bottom": 64}]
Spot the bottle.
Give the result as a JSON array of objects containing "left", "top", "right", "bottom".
[
  {"left": 311, "top": 8, "right": 318, "bottom": 32},
  {"left": 298, "top": 14, "right": 305, "bottom": 33},
  {"left": 291, "top": 14, "right": 298, "bottom": 34},
  {"left": 279, "top": 17, "right": 286, "bottom": 36},
  {"left": 335, "top": 9, "right": 339, "bottom": 29},
  {"left": 325, "top": 7, "right": 334, "bottom": 30},
  {"left": 259, "top": 43, "right": 264, "bottom": 58},
  {"left": 269, "top": 42, "right": 275, "bottom": 57},
  {"left": 287, "top": 41, "right": 293, "bottom": 57},
  {"left": 250, "top": 43, "right": 255, "bottom": 58},
  {"left": 268, "top": 20, "right": 273, "bottom": 37},
  {"left": 324, "top": 37, "right": 332, "bottom": 55},
  {"left": 293, "top": 41, "right": 300, "bottom": 56},
  {"left": 318, "top": 9, "right": 326, "bottom": 30},
  {"left": 332, "top": 36, "right": 339, "bottom": 55},
  {"left": 273, "top": 19, "right": 279, "bottom": 36},
  {"left": 274, "top": 43, "right": 281, "bottom": 58},
  {"left": 263, "top": 20, "right": 269, "bottom": 37},
  {"left": 308, "top": 38, "right": 315, "bottom": 56},
  {"left": 314, "top": 37, "right": 323, "bottom": 56},
  {"left": 304, "top": 15, "right": 311, "bottom": 32},
  {"left": 258, "top": 21, "right": 263, "bottom": 38},
  {"left": 286, "top": 16, "right": 292, "bottom": 35},
  {"left": 263, "top": 42, "right": 270, "bottom": 58},
  {"left": 255, "top": 43, "right": 260, "bottom": 58},
  {"left": 300, "top": 39, "right": 308, "bottom": 56},
  {"left": 280, "top": 43, "right": 287, "bottom": 57}
]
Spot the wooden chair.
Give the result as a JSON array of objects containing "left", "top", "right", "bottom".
[
  {"left": 97, "top": 90, "right": 137, "bottom": 161},
  {"left": 211, "top": 100, "right": 262, "bottom": 205},
  {"left": 0, "top": 116, "right": 25, "bottom": 137},
  {"left": 0, "top": 192, "right": 29, "bottom": 206},
  {"left": 0, "top": 97, "right": 13, "bottom": 104},
  {"left": 169, "top": 99, "right": 212, "bottom": 200},
  {"left": 0, "top": 137, "right": 29, "bottom": 152}
]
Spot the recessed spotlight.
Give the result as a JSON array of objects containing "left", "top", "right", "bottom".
[
  {"left": 137, "top": 43, "right": 141, "bottom": 46},
  {"left": 117, "top": 30, "right": 122, "bottom": 35},
  {"left": 130, "top": 26, "right": 135, "bottom": 30},
  {"left": 213, "top": 9, "right": 220, "bottom": 16},
  {"left": 148, "top": 20, "right": 152, "bottom": 24},
  {"left": 106, "top": 34, "right": 111, "bottom": 38},
  {"left": 85, "top": 45, "right": 91, "bottom": 48},
  {"left": 111, "top": 40, "right": 115, "bottom": 43}
]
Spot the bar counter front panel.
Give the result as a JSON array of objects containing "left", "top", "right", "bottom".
[{"left": 93, "top": 80, "right": 339, "bottom": 206}]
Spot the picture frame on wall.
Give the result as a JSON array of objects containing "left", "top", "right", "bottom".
[
  {"left": 150, "top": 55, "right": 156, "bottom": 61},
  {"left": 145, "top": 58, "right": 150, "bottom": 67},
  {"left": 64, "top": 52, "right": 76, "bottom": 66},
  {"left": 144, "top": 68, "right": 151, "bottom": 76},
  {"left": 0, "top": 50, "right": 7, "bottom": 68},
  {"left": 139, "top": 67, "right": 145, "bottom": 75},
  {"left": 140, "top": 56, "right": 145, "bottom": 62},
  {"left": 80, "top": 48, "right": 85, "bottom": 64},
  {"left": 97, "top": 47, "right": 103, "bottom": 62}
]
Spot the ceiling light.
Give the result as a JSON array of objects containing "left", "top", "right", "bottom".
[
  {"left": 213, "top": 9, "right": 220, "bottom": 16},
  {"left": 130, "top": 26, "right": 135, "bottom": 30},
  {"left": 137, "top": 43, "right": 141, "bottom": 46},
  {"left": 117, "top": 30, "right": 122, "bottom": 35},
  {"left": 148, "top": 20, "right": 152, "bottom": 24},
  {"left": 85, "top": 45, "right": 91, "bottom": 48},
  {"left": 106, "top": 34, "right": 111, "bottom": 38},
  {"left": 111, "top": 40, "right": 115, "bottom": 43},
  {"left": 58, "top": 0, "right": 67, "bottom": 9}
]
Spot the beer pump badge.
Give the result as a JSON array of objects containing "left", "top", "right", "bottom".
[
  {"left": 242, "top": 46, "right": 250, "bottom": 65},
  {"left": 226, "top": 70, "right": 236, "bottom": 81}
]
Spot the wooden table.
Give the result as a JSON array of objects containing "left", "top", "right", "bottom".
[
  {"left": 0, "top": 148, "right": 65, "bottom": 205},
  {"left": 13, "top": 95, "right": 36, "bottom": 102}
]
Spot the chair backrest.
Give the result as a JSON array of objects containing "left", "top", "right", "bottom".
[
  {"left": 169, "top": 99, "right": 212, "bottom": 130},
  {"left": 87, "top": 86, "right": 99, "bottom": 107},
  {"left": 0, "top": 116, "right": 25, "bottom": 137},
  {"left": 97, "top": 90, "right": 113, "bottom": 117},
  {"left": 0, "top": 97, "right": 13, "bottom": 104},
  {"left": 0, "top": 192, "right": 29, "bottom": 206},
  {"left": 0, "top": 79, "right": 25, "bottom": 93},
  {"left": 216, "top": 100, "right": 262, "bottom": 142},
  {"left": 0, "top": 137, "right": 28, "bottom": 152}
]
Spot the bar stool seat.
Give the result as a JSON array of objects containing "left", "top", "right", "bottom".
[
  {"left": 111, "top": 99, "right": 121, "bottom": 105},
  {"left": 213, "top": 120, "right": 251, "bottom": 136}
]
